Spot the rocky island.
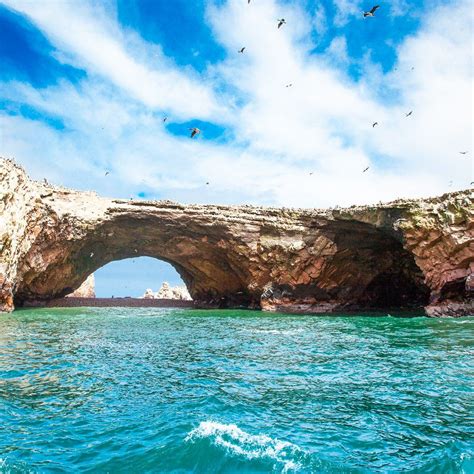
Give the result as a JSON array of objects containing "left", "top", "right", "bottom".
[{"left": 1, "top": 158, "right": 472, "bottom": 316}]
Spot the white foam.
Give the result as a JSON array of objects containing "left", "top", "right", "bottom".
[
  {"left": 186, "top": 421, "right": 303, "bottom": 472},
  {"left": 243, "top": 328, "right": 304, "bottom": 336}
]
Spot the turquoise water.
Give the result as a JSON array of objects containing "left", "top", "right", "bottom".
[{"left": 0, "top": 308, "right": 473, "bottom": 473}]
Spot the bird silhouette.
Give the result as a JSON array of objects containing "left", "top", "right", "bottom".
[
  {"left": 363, "top": 167, "right": 370, "bottom": 173},
  {"left": 105, "top": 171, "right": 109, "bottom": 176},
  {"left": 285, "top": 83, "right": 293, "bottom": 88},
  {"left": 277, "top": 18, "right": 286, "bottom": 28},
  {"left": 405, "top": 111, "right": 413, "bottom": 117},
  {"left": 90, "top": 252, "right": 94, "bottom": 258},
  {"left": 238, "top": 47, "right": 246, "bottom": 53},
  {"left": 363, "top": 5, "right": 380, "bottom": 17},
  {"left": 459, "top": 151, "right": 468, "bottom": 155},
  {"left": 189, "top": 127, "right": 201, "bottom": 138},
  {"left": 163, "top": 117, "right": 168, "bottom": 123},
  {"left": 372, "top": 122, "right": 378, "bottom": 128}
]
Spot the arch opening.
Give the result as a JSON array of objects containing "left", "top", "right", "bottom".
[{"left": 91, "top": 257, "right": 190, "bottom": 299}]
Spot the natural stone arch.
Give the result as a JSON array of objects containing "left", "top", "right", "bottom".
[
  {"left": 12, "top": 212, "right": 255, "bottom": 309},
  {"left": 1, "top": 159, "right": 473, "bottom": 316}
]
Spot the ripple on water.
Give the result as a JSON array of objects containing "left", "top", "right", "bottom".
[{"left": 0, "top": 309, "right": 473, "bottom": 473}]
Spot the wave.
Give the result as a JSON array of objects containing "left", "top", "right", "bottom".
[
  {"left": 185, "top": 421, "right": 305, "bottom": 472},
  {"left": 243, "top": 328, "right": 304, "bottom": 336}
]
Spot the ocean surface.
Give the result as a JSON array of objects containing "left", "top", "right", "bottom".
[{"left": 0, "top": 308, "right": 473, "bottom": 474}]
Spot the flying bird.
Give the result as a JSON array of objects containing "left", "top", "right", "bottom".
[
  {"left": 459, "top": 151, "right": 468, "bottom": 155},
  {"left": 277, "top": 18, "right": 286, "bottom": 28},
  {"left": 90, "top": 252, "right": 94, "bottom": 258},
  {"left": 105, "top": 171, "right": 109, "bottom": 176},
  {"left": 163, "top": 117, "right": 168, "bottom": 123},
  {"left": 363, "top": 167, "right": 370, "bottom": 173},
  {"left": 363, "top": 5, "right": 380, "bottom": 17},
  {"left": 206, "top": 182, "right": 210, "bottom": 185},
  {"left": 189, "top": 127, "right": 201, "bottom": 138},
  {"left": 285, "top": 83, "right": 293, "bottom": 88},
  {"left": 238, "top": 47, "right": 246, "bottom": 53},
  {"left": 372, "top": 122, "right": 378, "bottom": 128},
  {"left": 405, "top": 111, "right": 413, "bottom": 117}
]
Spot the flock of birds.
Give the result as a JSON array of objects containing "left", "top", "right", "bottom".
[{"left": 103, "top": 2, "right": 470, "bottom": 185}]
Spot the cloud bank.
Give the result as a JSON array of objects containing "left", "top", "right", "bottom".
[{"left": 0, "top": 0, "right": 472, "bottom": 208}]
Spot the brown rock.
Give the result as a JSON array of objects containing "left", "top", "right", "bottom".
[
  {"left": 66, "top": 274, "right": 95, "bottom": 298},
  {"left": 0, "top": 158, "right": 473, "bottom": 316}
]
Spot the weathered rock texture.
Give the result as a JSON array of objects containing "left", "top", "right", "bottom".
[
  {"left": 66, "top": 274, "right": 95, "bottom": 298},
  {"left": 1, "top": 158, "right": 473, "bottom": 316},
  {"left": 142, "top": 282, "right": 192, "bottom": 300}
]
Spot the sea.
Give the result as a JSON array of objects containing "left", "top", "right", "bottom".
[{"left": 0, "top": 308, "right": 473, "bottom": 473}]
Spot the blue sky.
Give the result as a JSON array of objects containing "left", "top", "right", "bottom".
[{"left": 0, "top": 0, "right": 472, "bottom": 296}]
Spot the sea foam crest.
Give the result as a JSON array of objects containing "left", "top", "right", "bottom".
[{"left": 186, "top": 421, "right": 303, "bottom": 472}]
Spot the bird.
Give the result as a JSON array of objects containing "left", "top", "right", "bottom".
[
  {"left": 163, "top": 117, "right": 168, "bottom": 123},
  {"left": 459, "top": 151, "right": 468, "bottom": 155},
  {"left": 470, "top": 182, "right": 474, "bottom": 186},
  {"left": 206, "top": 182, "right": 210, "bottom": 185},
  {"left": 189, "top": 127, "right": 201, "bottom": 138},
  {"left": 277, "top": 18, "right": 286, "bottom": 28},
  {"left": 285, "top": 83, "right": 293, "bottom": 88},
  {"left": 363, "top": 5, "right": 380, "bottom": 17},
  {"left": 238, "top": 47, "right": 246, "bottom": 53},
  {"left": 90, "top": 252, "right": 94, "bottom": 258},
  {"left": 372, "top": 122, "right": 378, "bottom": 128},
  {"left": 405, "top": 111, "right": 413, "bottom": 117},
  {"left": 363, "top": 167, "right": 370, "bottom": 173},
  {"left": 248, "top": 0, "right": 251, "bottom": 3},
  {"left": 448, "top": 181, "right": 453, "bottom": 187},
  {"left": 105, "top": 171, "right": 109, "bottom": 176}
]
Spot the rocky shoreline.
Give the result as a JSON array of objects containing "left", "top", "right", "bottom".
[
  {"left": 1, "top": 158, "right": 472, "bottom": 316},
  {"left": 37, "top": 297, "right": 194, "bottom": 309}
]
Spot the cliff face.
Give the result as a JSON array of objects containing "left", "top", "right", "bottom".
[
  {"left": 1, "top": 158, "right": 472, "bottom": 316},
  {"left": 65, "top": 274, "right": 95, "bottom": 298}
]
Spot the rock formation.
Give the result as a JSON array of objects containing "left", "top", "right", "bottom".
[
  {"left": 141, "top": 283, "right": 192, "bottom": 300},
  {"left": 66, "top": 274, "right": 95, "bottom": 298},
  {"left": 1, "top": 158, "right": 472, "bottom": 316}
]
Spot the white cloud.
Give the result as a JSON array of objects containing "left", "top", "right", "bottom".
[
  {"left": 1, "top": 0, "right": 227, "bottom": 121},
  {"left": 0, "top": 0, "right": 472, "bottom": 210}
]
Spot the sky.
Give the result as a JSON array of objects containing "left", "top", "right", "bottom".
[{"left": 0, "top": 0, "right": 472, "bottom": 296}]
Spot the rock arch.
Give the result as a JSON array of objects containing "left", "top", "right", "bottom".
[{"left": 1, "top": 159, "right": 473, "bottom": 316}]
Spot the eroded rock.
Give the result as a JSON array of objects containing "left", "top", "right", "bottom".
[
  {"left": 0, "top": 158, "right": 472, "bottom": 316},
  {"left": 66, "top": 274, "right": 95, "bottom": 298}
]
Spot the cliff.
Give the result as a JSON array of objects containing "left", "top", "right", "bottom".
[
  {"left": 0, "top": 158, "right": 472, "bottom": 316},
  {"left": 65, "top": 274, "right": 95, "bottom": 298}
]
